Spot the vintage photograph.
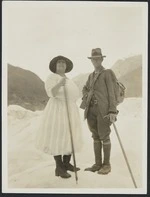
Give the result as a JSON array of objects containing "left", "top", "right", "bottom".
[{"left": 2, "top": 1, "right": 148, "bottom": 194}]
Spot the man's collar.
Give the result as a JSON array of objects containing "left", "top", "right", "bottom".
[{"left": 94, "top": 66, "right": 105, "bottom": 74}]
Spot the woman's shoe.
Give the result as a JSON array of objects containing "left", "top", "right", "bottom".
[
  {"left": 65, "top": 163, "right": 80, "bottom": 172},
  {"left": 54, "top": 155, "right": 71, "bottom": 178},
  {"left": 55, "top": 167, "right": 71, "bottom": 178},
  {"left": 63, "top": 155, "right": 80, "bottom": 172}
]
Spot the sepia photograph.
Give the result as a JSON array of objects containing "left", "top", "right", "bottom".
[{"left": 2, "top": 1, "right": 148, "bottom": 194}]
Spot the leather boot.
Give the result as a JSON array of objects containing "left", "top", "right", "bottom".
[
  {"left": 98, "top": 140, "right": 111, "bottom": 174},
  {"left": 85, "top": 140, "right": 102, "bottom": 172},
  {"left": 54, "top": 155, "right": 71, "bottom": 178},
  {"left": 63, "top": 155, "right": 80, "bottom": 172}
]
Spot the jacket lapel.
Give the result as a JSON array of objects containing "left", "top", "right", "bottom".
[
  {"left": 90, "top": 68, "right": 105, "bottom": 89},
  {"left": 83, "top": 67, "right": 105, "bottom": 119}
]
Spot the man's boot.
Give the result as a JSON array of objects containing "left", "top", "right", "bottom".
[
  {"left": 63, "top": 155, "right": 80, "bottom": 172},
  {"left": 54, "top": 155, "right": 71, "bottom": 178},
  {"left": 85, "top": 140, "right": 102, "bottom": 172},
  {"left": 98, "top": 139, "right": 111, "bottom": 175}
]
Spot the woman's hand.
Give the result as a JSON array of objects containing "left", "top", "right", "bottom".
[
  {"left": 51, "top": 77, "right": 66, "bottom": 97},
  {"left": 58, "top": 77, "right": 66, "bottom": 86}
]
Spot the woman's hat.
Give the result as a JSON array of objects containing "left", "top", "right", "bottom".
[
  {"left": 88, "top": 48, "right": 106, "bottom": 59},
  {"left": 49, "top": 55, "right": 73, "bottom": 73}
]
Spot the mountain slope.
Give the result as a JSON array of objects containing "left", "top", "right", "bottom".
[
  {"left": 73, "top": 73, "right": 90, "bottom": 97},
  {"left": 8, "top": 64, "right": 49, "bottom": 111},
  {"left": 111, "top": 55, "right": 142, "bottom": 78},
  {"left": 119, "top": 67, "right": 142, "bottom": 97},
  {"left": 111, "top": 55, "right": 142, "bottom": 97}
]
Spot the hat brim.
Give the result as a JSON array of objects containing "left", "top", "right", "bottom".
[
  {"left": 49, "top": 55, "right": 73, "bottom": 73},
  {"left": 88, "top": 55, "right": 106, "bottom": 59}
]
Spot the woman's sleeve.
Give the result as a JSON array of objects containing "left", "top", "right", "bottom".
[{"left": 45, "top": 74, "right": 59, "bottom": 97}]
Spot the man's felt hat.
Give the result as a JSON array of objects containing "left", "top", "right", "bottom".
[{"left": 88, "top": 48, "right": 106, "bottom": 59}]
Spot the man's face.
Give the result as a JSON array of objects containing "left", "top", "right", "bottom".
[
  {"left": 91, "top": 57, "right": 103, "bottom": 68},
  {"left": 56, "top": 59, "right": 67, "bottom": 74}
]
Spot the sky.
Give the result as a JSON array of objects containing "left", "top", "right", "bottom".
[{"left": 3, "top": 1, "right": 147, "bottom": 81}]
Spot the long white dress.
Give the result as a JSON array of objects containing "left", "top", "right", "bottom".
[{"left": 35, "top": 73, "right": 83, "bottom": 156}]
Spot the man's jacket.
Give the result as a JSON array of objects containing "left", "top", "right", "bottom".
[{"left": 80, "top": 67, "right": 118, "bottom": 119}]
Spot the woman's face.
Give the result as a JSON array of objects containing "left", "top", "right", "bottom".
[{"left": 56, "top": 59, "right": 67, "bottom": 74}]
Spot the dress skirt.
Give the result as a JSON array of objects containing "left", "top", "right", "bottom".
[{"left": 35, "top": 73, "right": 83, "bottom": 156}]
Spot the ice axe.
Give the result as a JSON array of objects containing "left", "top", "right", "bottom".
[
  {"left": 112, "top": 122, "right": 137, "bottom": 188},
  {"left": 63, "top": 85, "right": 78, "bottom": 184}
]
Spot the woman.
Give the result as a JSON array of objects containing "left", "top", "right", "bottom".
[{"left": 36, "top": 55, "right": 83, "bottom": 179}]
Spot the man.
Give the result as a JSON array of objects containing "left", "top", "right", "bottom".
[{"left": 80, "top": 48, "right": 118, "bottom": 175}]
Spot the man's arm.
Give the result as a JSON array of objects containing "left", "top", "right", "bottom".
[
  {"left": 105, "top": 69, "right": 117, "bottom": 114},
  {"left": 80, "top": 75, "right": 91, "bottom": 110},
  {"left": 82, "top": 75, "right": 90, "bottom": 97}
]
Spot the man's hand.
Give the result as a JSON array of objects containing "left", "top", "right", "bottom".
[
  {"left": 109, "top": 113, "right": 117, "bottom": 123},
  {"left": 104, "top": 113, "right": 117, "bottom": 123}
]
